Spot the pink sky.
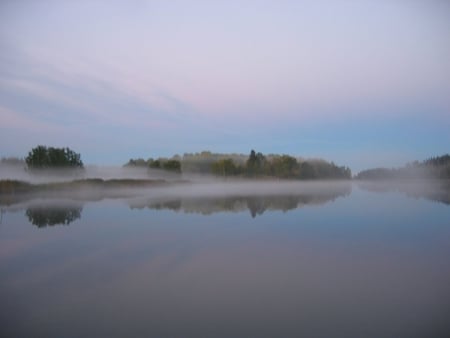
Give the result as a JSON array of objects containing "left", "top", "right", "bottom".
[{"left": 1, "top": 0, "right": 449, "bottom": 171}]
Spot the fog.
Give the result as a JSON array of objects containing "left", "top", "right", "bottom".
[
  {"left": 1, "top": 179, "right": 351, "bottom": 206},
  {"left": 357, "top": 179, "right": 450, "bottom": 205},
  {"left": 127, "top": 182, "right": 352, "bottom": 217},
  {"left": 131, "top": 180, "right": 351, "bottom": 201},
  {"left": 1, "top": 161, "right": 449, "bottom": 211},
  {"left": 0, "top": 164, "right": 183, "bottom": 183},
  {"left": 3, "top": 176, "right": 449, "bottom": 221}
]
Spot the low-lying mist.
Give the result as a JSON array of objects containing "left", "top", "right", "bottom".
[
  {"left": 0, "top": 181, "right": 353, "bottom": 224},
  {"left": 2, "top": 160, "right": 449, "bottom": 210},
  {"left": 0, "top": 180, "right": 352, "bottom": 207},
  {"left": 127, "top": 181, "right": 352, "bottom": 217},
  {"left": 2, "top": 178, "right": 450, "bottom": 226},
  {"left": 0, "top": 164, "right": 183, "bottom": 183},
  {"left": 357, "top": 179, "right": 450, "bottom": 205},
  {"left": 136, "top": 180, "right": 351, "bottom": 199}
]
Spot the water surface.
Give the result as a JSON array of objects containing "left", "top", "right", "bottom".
[{"left": 1, "top": 181, "right": 449, "bottom": 337}]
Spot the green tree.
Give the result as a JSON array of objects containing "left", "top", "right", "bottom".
[
  {"left": 148, "top": 158, "right": 161, "bottom": 169},
  {"left": 270, "top": 155, "right": 299, "bottom": 178},
  {"left": 26, "top": 146, "right": 83, "bottom": 169},
  {"left": 246, "top": 150, "right": 266, "bottom": 176},
  {"left": 163, "top": 159, "right": 181, "bottom": 173},
  {"left": 211, "top": 158, "right": 238, "bottom": 176},
  {"left": 124, "top": 158, "right": 147, "bottom": 167}
]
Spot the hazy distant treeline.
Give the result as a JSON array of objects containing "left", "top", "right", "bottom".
[
  {"left": 356, "top": 154, "right": 450, "bottom": 180},
  {"left": 0, "top": 157, "right": 25, "bottom": 166},
  {"left": 2, "top": 147, "right": 449, "bottom": 181},
  {"left": 125, "top": 149, "right": 352, "bottom": 179}
]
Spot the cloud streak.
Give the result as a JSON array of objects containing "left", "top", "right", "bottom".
[{"left": 0, "top": 105, "right": 62, "bottom": 133}]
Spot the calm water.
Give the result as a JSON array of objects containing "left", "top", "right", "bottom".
[{"left": 1, "top": 182, "right": 449, "bottom": 337}]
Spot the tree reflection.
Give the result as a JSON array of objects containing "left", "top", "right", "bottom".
[
  {"left": 357, "top": 180, "right": 450, "bottom": 205},
  {"left": 129, "top": 184, "right": 351, "bottom": 217},
  {"left": 26, "top": 206, "right": 82, "bottom": 227}
]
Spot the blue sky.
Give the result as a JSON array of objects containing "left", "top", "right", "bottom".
[{"left": 1, "top": 0, "right": 449, "bottom": 172}]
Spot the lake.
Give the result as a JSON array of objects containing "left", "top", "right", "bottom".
[{"left": 1, "top": 181, "right": 449, "bottom": 337}]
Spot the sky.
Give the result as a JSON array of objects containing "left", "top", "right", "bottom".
[{"left": 1, "top": 0, "right": 449, "bottom": 173}]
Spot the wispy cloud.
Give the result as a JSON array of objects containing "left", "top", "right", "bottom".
[
  {"left": 0, "top": 46, "right": 199, "bottom": 130},
  {"left": 0, "top": 105, "right": 61, "bottom": 132}
]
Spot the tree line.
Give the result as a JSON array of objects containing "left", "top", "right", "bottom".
[
  {"left": 355, "top": 154, "right": 450, "bottom": 180},
  {"left": 125, "top": 149, "right": 352, "bottom": 179},
  {"left": 7, "top": 145, "right": 448, "bottom": 180}
]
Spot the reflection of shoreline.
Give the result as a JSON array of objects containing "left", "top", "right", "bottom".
[
  {"left": 357, "top": 180, "right": 450, "bottom": 205},
  {"left": 128, "top": 187, "right": 352, "bottom": 217},
  {"left": 0, "top": 181, "right": 353, "bottom": 222}
]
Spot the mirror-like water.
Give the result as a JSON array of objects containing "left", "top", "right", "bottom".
[{"left": 1, "top": 182, "right": 449, "bottom": 337}]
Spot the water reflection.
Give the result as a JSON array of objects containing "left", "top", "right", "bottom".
[
  {"left": 0, "top": 182, "right": 352, "bottom": 226},
  {"left": 2, "top": 179, "right": 449, "bottom": 226},
  {"left": 128, "top": 186, "right": 351, "bottom": 217},
  {"left": 357, "top": 180, "right": 450, "bottom": 205},
  {"left": 1, "top": 182, "right": 449, "bottom": 338},
  {"left": 25, "top": 205, "right": 83, "bottom": 227}
]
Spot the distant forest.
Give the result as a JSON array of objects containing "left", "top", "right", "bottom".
[
  {"left": 356, "top": 154, "right": 450, "bottom": 180},
  {"left": 2, "top": 148, "right": 449, "bottom": 180},
  {"left": 125, "top": 150, "right": 352, "bottom": 179}
]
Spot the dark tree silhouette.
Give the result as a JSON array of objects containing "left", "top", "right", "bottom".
[
  {"left": 26, "top": 146, "right": 83, "bottom": 169},
  {"left": 246, "top": 150, "right": 266, "bottom": 176}
]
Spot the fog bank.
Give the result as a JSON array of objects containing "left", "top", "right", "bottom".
[{"left": 0, "top": 164, "right": 181, "bottom": 183}]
